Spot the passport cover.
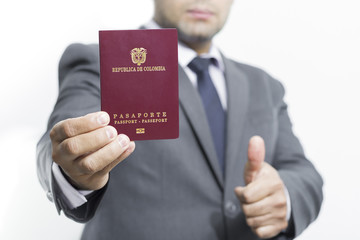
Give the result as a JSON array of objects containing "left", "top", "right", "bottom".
[{"left": 99, "top": 29, "right": 179, "bottom": 140}]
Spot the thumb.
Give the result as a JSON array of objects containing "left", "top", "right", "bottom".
[{"left": 244, "top": 136, "right": 265, "bottom": 185}]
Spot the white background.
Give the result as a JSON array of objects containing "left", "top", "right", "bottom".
[{"left": 1, "top": 0, "right": 359, "bottom": 239}]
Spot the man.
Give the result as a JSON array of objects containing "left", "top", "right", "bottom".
[{"left": 37, "top": 0, "right": 323, "bottom": 239}]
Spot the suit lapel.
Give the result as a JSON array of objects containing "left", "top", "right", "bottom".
[
  {"left": 178, "top": 66, "right": 224, "bottom": 189},
  {"left": 222, "top": 58, "right": 249, "bottom": 183},
  {"left": 178, "top": 58, "right": 250, "bottom": 189}
]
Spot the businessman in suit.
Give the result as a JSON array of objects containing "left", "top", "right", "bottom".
[{"left": 37, "top": 0, "right": 323, "bottom": 239}]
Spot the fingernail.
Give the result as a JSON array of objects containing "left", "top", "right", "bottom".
[
  {"left": 106, "top": 127, "right": 116, "bottom": 139},
  {"left": 118, "top": 134, "right": 130, "bottom": 148},
  {"left": 97, "top": 113, "right": 109, "bottom": 125}
]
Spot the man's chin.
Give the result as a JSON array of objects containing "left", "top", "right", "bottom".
[{"left": 179, "top": 34, "right": 212, "bottom": 44}]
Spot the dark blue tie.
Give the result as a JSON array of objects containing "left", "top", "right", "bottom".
[{"left": 188, "top": 57, "right": 226, "bottom": 173}]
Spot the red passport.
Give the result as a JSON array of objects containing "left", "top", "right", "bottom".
[{"left": 99, "top": 29, "right": 179, "bottom": 140}]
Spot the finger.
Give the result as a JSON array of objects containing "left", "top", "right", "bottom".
[
  {"left": 252, "top": 223, "right": 288, "bottom": 239},
  {"left": 235, "top": 177, "right": 271, "bottom": 204},
  {"left": 50, "top": 111, "right": 110, "bottom": 143},
  {"left": 99, "top": 141, "right": 136, "bottom": 174},
  {"left": 234, "top": 186, "right": 245, "bottom": 200},
  {"left": 241, "top": 197, "right": 272, "bottom": 218},
  {"left": 235, "top": 183, "right": 287, "bottom": 217},
  {"left": 246, "top": 212, "right": 273, "bottom": 228},
  {"left": 77, "top": 141, "right": 136, "bottom": 190},
  {"left": 246, "top": 208, "right": 287, "bottom": 229},
  {"left": 75, "top": 134, "right": 131, "bottom": 175},
  {"left": 236, "top": 177, "right": 281, "bottom": 204},
  {"left": 241, "top": 193, "right": 286, "bottom": 217},
  {"left": 56, "top": 125, "right": 117, "bottom": 161},
  {"left": 235, "top": 185, "right": 261, "bottom": 205},
  {"left": 244, "top": 135, "right": 265, "bottom": 184}
]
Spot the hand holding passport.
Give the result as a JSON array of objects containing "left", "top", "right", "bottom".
[
  {"left": 99, "top": 29, "right": 179, "bottom": 141},
  {"left": 50, "top": 29, "right": 179, "bottom": 191}
]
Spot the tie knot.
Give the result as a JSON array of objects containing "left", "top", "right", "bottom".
[{"left": 188, "top": 57, "right": 213, "bottom": 74}]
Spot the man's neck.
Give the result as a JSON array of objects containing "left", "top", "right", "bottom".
[{"left": 182, "top": 40, "right": 212, "bottom": 55}]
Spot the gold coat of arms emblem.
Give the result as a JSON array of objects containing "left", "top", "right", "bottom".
[{"left": 130, "top": 48, "right": 147, "bottom": 66}]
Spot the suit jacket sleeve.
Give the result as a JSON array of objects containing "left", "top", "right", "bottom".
[
  {"left": 269, "top": 78, "right": 323, "bottom": 238},
  {"left": 36, "top": 43, "right": 105, "bottom": 222}
]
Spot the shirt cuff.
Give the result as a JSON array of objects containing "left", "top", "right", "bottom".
[
  {"left": 52, "top": 163, "right": 93, "bottom": 209},
  {"left": 284, "top": 185, "right": 291, "bottom": 221}
]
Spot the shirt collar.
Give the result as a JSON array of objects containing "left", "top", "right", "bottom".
[{"left": 144, "top": 19, "right": 225, "bottom": 72}]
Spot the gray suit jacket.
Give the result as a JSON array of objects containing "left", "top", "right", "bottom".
[{"left": 37, "top": 43, "right": 323, "bottom": 240}]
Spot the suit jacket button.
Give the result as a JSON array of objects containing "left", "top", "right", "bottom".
[
  {"left": 46, "top": 191, "right": 53, "bottom": 201},
  {"left": 225, "top": 201, "right": 237, "bottom": 214}
]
